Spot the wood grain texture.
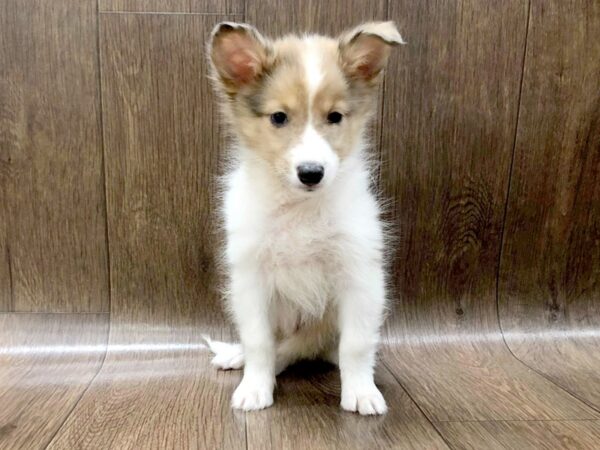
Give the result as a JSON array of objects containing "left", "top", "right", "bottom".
[
  {"left": 438, "top": 420, "right": 600, "bottom": 450},
  {"left": 99, "top": 0, "right": 243, "bottom": 14},
  {"left": 382, "top": 341, "right": 599, "bottom": 422},
  {"left": 0, "top": 0, "right": 109, "bottom": 312},
  {"left": 0, "top": 313, "right": 109, "bottom": 450},
  {"left": 247, "top": 362, "right": 449, "bottom": 450},
  {"left": 99, "top": 12, "right": 227, "bottom": 333},
  {"left": 47, "top": 345, "right": 246, "bottom": 450},
  {"left": 380, "top": 0, "right": 599, "bottom": 422},
  {"left": 499, "top": 0, "right": 600, "bottom": 410},
  {"left": 382, "top": 0, "right": 525, "bottom": 339},
  {"left": 0, "top": 190, "right": 10, "bottom": 311},
  {"left": 245, "top": 0, "right": 386, "bottom": 36},
  {"left": 47, "top": 14, "right": 246, "bottom": 449}
]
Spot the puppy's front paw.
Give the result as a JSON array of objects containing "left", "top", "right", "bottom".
[
  {"left": 341, "top": 381, "right": 387, "bottom": 415},
  {"left": 231, "top": 376, "right": 274, "bottom": 411}
]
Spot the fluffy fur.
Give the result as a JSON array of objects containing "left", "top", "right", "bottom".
[{"left": 206, "top": 21, "right": 403, "bottom": 415}]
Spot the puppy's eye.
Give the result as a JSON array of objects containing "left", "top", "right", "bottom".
[
  {"left": 327, "top": 111, "right": 343, "bottom": 124},
  {"left": 270, "top": 111, "right": 288, "bottom": 127}
]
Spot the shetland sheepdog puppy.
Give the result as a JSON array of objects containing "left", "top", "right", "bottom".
[{"left": 205, "top": 21, "right": 403, "bottom": 415}]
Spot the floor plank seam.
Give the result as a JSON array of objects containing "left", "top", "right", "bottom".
[
  {"left": 495, "top": 338, "right": 600, "bottom": 417},
  {"left": 381, "top": 359, "right": 454, "bottom": 449}
]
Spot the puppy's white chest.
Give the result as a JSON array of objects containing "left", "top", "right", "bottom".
[
  {"left": 264, "top": 215, "right": 334, "bottom": 265},
  {"left": 259, "top": 209, "right": 339, "bottom": 317}
]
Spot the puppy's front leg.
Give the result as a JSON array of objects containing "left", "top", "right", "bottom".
[
  {"left": 230, "top": 268, "right": 275, "bottom": 411},
  {"left": 338, "top": 263, "right": 387, "bottom": 415}
]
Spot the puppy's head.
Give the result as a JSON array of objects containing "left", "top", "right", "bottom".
[{"left": 209, "top": 22, "right": 403, "bottom": 193}]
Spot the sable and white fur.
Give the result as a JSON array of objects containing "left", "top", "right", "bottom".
[{"left": 207, "top": 21, "right": 403, "bottom": 415}]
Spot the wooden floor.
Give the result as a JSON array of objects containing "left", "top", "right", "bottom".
[
  {"left": 2, "top": 0, "right": 600, "bottom": 449},
  {"left": 2, "top": 312, "right": 600, "bottom": 449}
]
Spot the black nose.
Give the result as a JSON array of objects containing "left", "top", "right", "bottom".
[{"left": 297, "top": 163, "right": 324, "bottom": 186}]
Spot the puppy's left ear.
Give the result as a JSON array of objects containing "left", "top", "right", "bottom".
[{"left": 338, "top": 21, "right": 405, "bottom": 83}]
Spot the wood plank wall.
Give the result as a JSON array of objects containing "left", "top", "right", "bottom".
[
  {"left": 1, "top": 0, "right": 599, "bottom": 357},
  {"left": 499, "top": 0, "right": 600, "bottom": 409},
  {"left": 0, "top": 0, "right": 109, "bottom": 312}
]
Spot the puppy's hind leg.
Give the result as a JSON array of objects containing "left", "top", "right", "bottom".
[{"left": 203, "top": 335, "right": 244, "bottom": 370}]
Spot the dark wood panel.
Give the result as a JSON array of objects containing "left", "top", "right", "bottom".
[
  {"left": 0, "top": 190, "right": 10, "bottom": 311},
  {"left": 499, "top": 0, "right": 600, "bottom": 409},
  {"left": 247, "top": 362, "right": 449, "bottom": 450},
  {"left": 0, "top": 0, "right": 109, "bottom": 312},
  {"left": 99, "top": 0, "right": 243, "bottom": 14},
  {"left": 379, "top": 0, "right": 599, "bottom": 422},
  {"left": 98, "top": 13, "right": 227, "bottom": 332},
  {"left": 383, "top": 0, "right": 526, "bottom": 337},
  {"left": 438, "top": 420, "right": 600, "bottom": 450},
  {"left": 48, "top": 13, "right": 244, "bottom": 448},
  {"left": 245, "top": 0, "right": 386, "bottom": 36},
  {"left": 0, "top": 313, "right": 109, "bottom": 450}
]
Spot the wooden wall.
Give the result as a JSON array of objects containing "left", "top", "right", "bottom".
[
  {"left": 1, "top": 0, "right": 109, "bottom": 312},
  {"left": 1, "top": 0, "right": 599, "bottom": 349}
]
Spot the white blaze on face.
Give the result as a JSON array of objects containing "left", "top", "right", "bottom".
[
  {"left": 303, "top": 39, "right": 324, "bottom": 102},
  {"left": 289, "top": 125, "right": 339, "bottom": 189},
  {"left": 287, "top": 39, "right": 339, "bottom": 190}
]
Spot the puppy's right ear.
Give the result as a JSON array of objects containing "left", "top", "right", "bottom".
[{"left": 209, "top": 22, "right": 271, "bottom": 94}]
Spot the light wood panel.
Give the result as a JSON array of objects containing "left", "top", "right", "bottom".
[
  {"left": 47, "top": 345, "right": 246, "bottom": 450},
  {"left": 438, "top": 420, "right": 600, "bottom": 450},
  {"left": 0, "top": 313, "right": 109, "bottom": 450},
  {"left": 380, "top": 0, "right": 599, "bottom": 422},
  {"left": 99, "top": 0, "right": 243, "bottom": 14},
  {"left": 0, "top": 0, "right": 109, "bottom": 312},
  {"left": 499, "top": 0, "right": 600, "bottom": 410},
  {"left": 382, "top": 341, "right": 598, "bottom": 422}
]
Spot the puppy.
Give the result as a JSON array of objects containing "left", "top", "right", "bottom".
[{"left": 206, "top": 21, "right": 403, "bottom": 415}]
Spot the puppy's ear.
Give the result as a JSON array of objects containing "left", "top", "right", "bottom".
[
  {"left": 338, "top": 21, "right": 404, "bottom": 83},
  {"left": 209, "top": 22, "right": 271, "bottom": 94}
]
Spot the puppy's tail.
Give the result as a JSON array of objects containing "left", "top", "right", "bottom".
[{"left": 202, "top": 335, "right": 244, "bottom": 370}]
